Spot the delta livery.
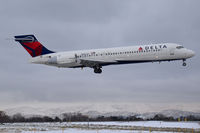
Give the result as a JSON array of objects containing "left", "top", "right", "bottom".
[{"left": 14, "top": 35, "right": 195, "bottom": 74}]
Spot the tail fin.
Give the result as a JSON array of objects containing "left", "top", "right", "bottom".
[{"left": 14, "top": 35, "right": 54, "bottom": 57}]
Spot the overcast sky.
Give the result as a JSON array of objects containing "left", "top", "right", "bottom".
[{"left": 0, "top": 0, "right": 200, "bottom": 111}]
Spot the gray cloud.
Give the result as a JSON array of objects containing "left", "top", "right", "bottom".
[{"left": 0, "top": 0, "right": 199, "bottom": 110}]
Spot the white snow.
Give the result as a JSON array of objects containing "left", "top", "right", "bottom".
[
  {"left": 22, "top": 128, "right": 177, "bottom": 133},
  {"left": 73, "top": 121, "right": 200, "bottom": 129},
  {"left": 1, "top": 121, "right": 199, "bottom": 133}
]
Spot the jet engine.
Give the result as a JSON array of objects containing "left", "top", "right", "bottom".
[{"left": 48, "top": 56, "right": 57, "bottom": 64}]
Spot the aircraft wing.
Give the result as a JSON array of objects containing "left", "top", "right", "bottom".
[{"left": 79, "top": 59, "right": 116, "bottom": 67}]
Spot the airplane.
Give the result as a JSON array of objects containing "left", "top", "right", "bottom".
[{"left": 14, "top": 35, "right": 195, "bottom": 74}]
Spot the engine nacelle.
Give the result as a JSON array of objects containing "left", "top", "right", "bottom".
[{"left": 48, "top": 56, "right": 57, "bottom": 64}]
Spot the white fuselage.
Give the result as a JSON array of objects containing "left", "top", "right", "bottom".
[{"left": 30, "top": 43, "right": 195, "bottom": 68}]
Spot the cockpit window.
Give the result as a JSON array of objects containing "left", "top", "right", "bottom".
[{"left": 176, "top": 46, "right": 184, "bottom": 49}]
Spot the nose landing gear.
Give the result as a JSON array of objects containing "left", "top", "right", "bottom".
[{"left": 182, "top": 59, "right": 187, "bottom": 66}]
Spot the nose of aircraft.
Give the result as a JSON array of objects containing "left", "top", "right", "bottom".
[{"left": 187, "top": 50, "right": 195, "bottom": 58}]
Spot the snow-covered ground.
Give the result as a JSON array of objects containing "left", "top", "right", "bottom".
[
  {"left": 73, "top": 121, "right": 200, "bottom": 129},
  {"left": 22, "top": 128, "right": 177, "bottom": 133},
  {"left": 0, "top": 121, "right": 199, "bottom": 133}
]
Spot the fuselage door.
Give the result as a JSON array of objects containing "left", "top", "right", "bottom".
[{"left": 169, "top": 48, "right": 175, "bottom": 56}]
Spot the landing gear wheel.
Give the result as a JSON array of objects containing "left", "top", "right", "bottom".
[
  {"left": 182, "top": 59, "right": 187, "bottom": 66},
  {"left": 94, "top": 68, "right": 102, "bottom": 74}
]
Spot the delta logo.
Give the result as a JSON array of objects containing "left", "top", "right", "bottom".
[
  {"left": 138, "top": 45, "right": 167, "bottom": 51},
  {"left": 138, "top": 47, "right": 143, "bottom": 51}
]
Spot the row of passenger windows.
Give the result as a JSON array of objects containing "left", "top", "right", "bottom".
[{"left": 77, "top": 49, "right": 161, "bottom": 58}]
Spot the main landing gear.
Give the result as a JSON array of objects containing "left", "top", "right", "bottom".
[
  {"left": 93, "top": 66, "right": 102, "bottom": 74},
  {"left": 182, "top": 59, "right": 187, "bottom": 66}
]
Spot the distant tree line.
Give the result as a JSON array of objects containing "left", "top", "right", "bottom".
[{"left": 0, "top": 111, "right": 200, "bottom": 123}]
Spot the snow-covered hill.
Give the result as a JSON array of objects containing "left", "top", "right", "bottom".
[{"left": 2, "top": 103, "right": 200, "bottom": 119}]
